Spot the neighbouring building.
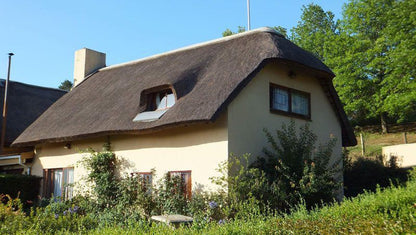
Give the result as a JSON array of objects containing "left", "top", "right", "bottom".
[
  {"left": 0, "top": 80, "right": 66, "bottom": 174},
  {"left": 12, "top": 27, "right": 356, "bottom": 199}
]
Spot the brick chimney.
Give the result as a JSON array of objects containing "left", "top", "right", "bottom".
[{"left": 73, "top": 48, "right": 106, "bottom": 87}]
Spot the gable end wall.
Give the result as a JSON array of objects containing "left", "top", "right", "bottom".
[{"left": 227, "top": 61, "right": 342, "bottom": 168}]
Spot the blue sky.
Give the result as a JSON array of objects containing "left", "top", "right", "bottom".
[{"left": 0, "top": 0, "right": 346, "bottom": 88}]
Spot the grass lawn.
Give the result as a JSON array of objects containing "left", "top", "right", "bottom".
[
  {"left": 2, "top": 169, "right": 416, "bottom": 234},
  {"left": 348, "top": 132, "right": 416, "bottom": 158}
]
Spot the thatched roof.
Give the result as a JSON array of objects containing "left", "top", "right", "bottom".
[
  {"left": 0, "top": 80, "right": 66, "bottom": 147},
  {"left": 13, "top": 27, "right": 356, "bottom": 147}
]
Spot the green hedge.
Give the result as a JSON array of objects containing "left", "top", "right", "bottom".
[{"left": 0, "top": 174, "right": 41, "bottom": 203}]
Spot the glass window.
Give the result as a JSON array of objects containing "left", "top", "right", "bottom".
[
  {"left": 135, "top": 172, "right": 153, "bottom": 193},
  {"left": 44, "top": 167, "right": 74, "bottom": 200},
  {"left": 272, "top": 87, "right": 289, "bottom": 111},
  {"left": 133, "top": 88, "right": 176, "bottom": 122},
  {"left": 291, "top": 92, "right": 309, "bottom": 116},
  {"left": 270, "top": 84, "right": 310, "bottom": 119},
  {"left": 156, "top": 93, "right": 175, "bottom": 110},
  {"left": 168, "top": 171, "right": 192, "bottom": 199}
]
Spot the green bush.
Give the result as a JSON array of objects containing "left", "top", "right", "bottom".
[
  {"left": 78, "top": 144, "right": 200, "bottom": 225},
  {"left": 0, "top": 174, "right": 41, "bottom": 206},
  {"left": 79, "top": 146, "right": 118, "bottom": 209},
  {"left": 344, "top": 156, "right": 409, "bottom": 197},
  {"left": 2, "top": 168, "right": 416, "bottom": 234},
  {"left": 239, "top": 121, "right": 341, "bottom": 211}
]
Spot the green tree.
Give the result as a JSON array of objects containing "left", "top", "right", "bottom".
[
  {"left": 272, "top": 26, "right": 288, "bottom": 38},
  {"left": 290, "top": 4, "right": 338, "bottom": 61},
  {"left": 58, "top": 79, "right": 73, "bottom": 91},
  {"left": 291, "top": 1, "right": 416, "bottom": 131},
  {"left": 222, "top": 26, "right": 246, "bottom": 37},
  {"left": 222, "top": 26, "right": 287, "bottom": 38},
  {"left": 334, "top": 0, "right": 416, "bottom": 132}
]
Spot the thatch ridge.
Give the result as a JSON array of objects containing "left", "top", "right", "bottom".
[{"left": 12, "top": 28, "right": 355, "bottom": 147}]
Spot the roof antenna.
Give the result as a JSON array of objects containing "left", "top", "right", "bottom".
[
  {"left": 1, "top": 53, "right": 14, "bottom": 152},
  {"left": 247, "top": 0, "right": 251, "bottom": 30}
]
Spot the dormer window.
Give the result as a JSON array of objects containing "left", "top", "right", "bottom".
[
  {"left": 148, "top": 89, "right": 175, "bottom": 111},
  {"left": 133, "top": 87, "right": 176, "bottom": 122}
]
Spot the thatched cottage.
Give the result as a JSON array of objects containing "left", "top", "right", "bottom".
[
  {"left": 13, "top": 27, "right": 356, "bottom": 199},
  {"left": 0, "top": 80, "right": 66, "bottom": 174}
]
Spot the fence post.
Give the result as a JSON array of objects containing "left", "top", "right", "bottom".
[
  {"left": 360, "top": 133, "right": 365, "bottom": 156},
  {"left": 403, "top": 132, "right": 408, "bottom": 144}
]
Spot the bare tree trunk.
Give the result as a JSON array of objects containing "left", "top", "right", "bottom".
[{"left": 381, "top": 113, "right": 388, "bottom": 134}]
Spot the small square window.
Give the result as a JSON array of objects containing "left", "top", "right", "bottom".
[
  {"left": 291, "top": 91, "right": 309, "bottom": 116},
  {"left": 272, "top": 87, "right": 289, "bottom": 112},
  {"left": 168, "top": 170, "right": 192, "bottom": 199},
  {"left": 133, "top": 172, "right": 153, "bottom": 193},
  {"left": 43, "top": 167, "right": 74, "bottom": 200},
  {"left": 270, "top": 83, "right": 310, "bottom": 119}
]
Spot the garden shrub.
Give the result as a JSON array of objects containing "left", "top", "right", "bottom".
[
  {"left": 79, "top": 146, "right": 118, "bottom": 209},
  {"left": 78, "top": 144, "right": 201, "bottom": 225},
  {"left": 153, "top": 173, "right": 189, "bottom": 215},
  {"left": 257, "top": 121, "right": 340, "bottom": 209},
  {"left": 0, "top": 174, "right": 41, "bottom": 207},
  {"left": 344, "top": 156, "right": 409, "bottom": 197},
  {"left": 219, "top": 121, "right": 341, "bottom": 212}
]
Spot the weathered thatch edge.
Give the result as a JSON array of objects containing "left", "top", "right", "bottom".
[{"left": 14, "top": 120, "right": 211, "bottom": 147}]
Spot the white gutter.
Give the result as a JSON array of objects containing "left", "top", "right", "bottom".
[{"left": 0, "top": 155, "right": 30, "bottom": 174}]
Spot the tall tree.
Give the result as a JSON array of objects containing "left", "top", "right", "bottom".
[
  {"left": 334, "top": 0, "right": 416, "bottom": 132},
  {"left": 290, "top": 4, "right": 338, "bottom": 61},
  {"left": 222, "top": 26, "right": 246, "bottom": 37},
  {"left": 222, "top": 26, "right": 288, "bottom": 38},
  {"left": 59, "top": 79, "right": 73, "bottom": 91},
  {"left": 291, "top": 1, "right": 416, "bottom": 132}
]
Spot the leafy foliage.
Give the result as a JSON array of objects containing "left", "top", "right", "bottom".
[
  {"left": 222, "top": 26, "right": 287, "bottom": 38},
  {"left": 290, "top": 3, "right": 338, "bottom": 61},
  {"left": 290, "top": 1, "right": 416, "bottom": 129},
  {"left": 253, "top": 121, "right": 340, "bottom": 209},
  {"left": 58, "top": 79, "right": 73, "bottom": 91},
  {"left": 2, "top": 167, "right": 416, "bottom": 234},
  {"left": 344, "top": 156, "right": 409, "bottom": 197},
  {"left": 222, "top": 26, "right": 245, "bottom": 37},
  {"left": 79, "top": 147, "right": 118, "bottom": 209},
  {"left": 210, "top": 121, "right": 340, "bottom": 213},
  {"left": 0, "top": 174, "right": 41, "bottom": 209}
]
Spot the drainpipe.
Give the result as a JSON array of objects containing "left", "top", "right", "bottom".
[{"left": 1, "top": 53, "right": 14, "bottom": 152}]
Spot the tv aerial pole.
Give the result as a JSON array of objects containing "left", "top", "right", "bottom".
[
  {"left": 1, "top": 53, "right": 14, "bottom": 152},
  {"left": 247, "top": 0, "right": 251, "bottom": 30}
]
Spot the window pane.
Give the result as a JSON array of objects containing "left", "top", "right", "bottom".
[
  {"left": 138, "top": 173, "right": 153, "bottom": 193},
  {"left": 66, "top": 168, "right": 74, "bottom": 200},
  {"left": 169, "top": 171, "right": 191, "bottom": 198},
  {"left": 53, "top": 169, "right": 63, "bottom": 198},
  {"left": 291, "top": 92, "right": 309, "bottom": 116},
  {"left": 272, "top": 88, "right": 289, "bottom": 111},
  {"left": 156, "top": 92, "right": 175, "bottom": 110}
]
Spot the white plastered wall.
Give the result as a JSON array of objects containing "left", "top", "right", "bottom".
[
  {"left": 227, "top": 61, "right": 343, "bottom": 169},
  {"left": 31, "top": 114, "right": 228, "bottom": 194},
  {"left": 382, "top": 143, "right": 416, "bottom": 168}
]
